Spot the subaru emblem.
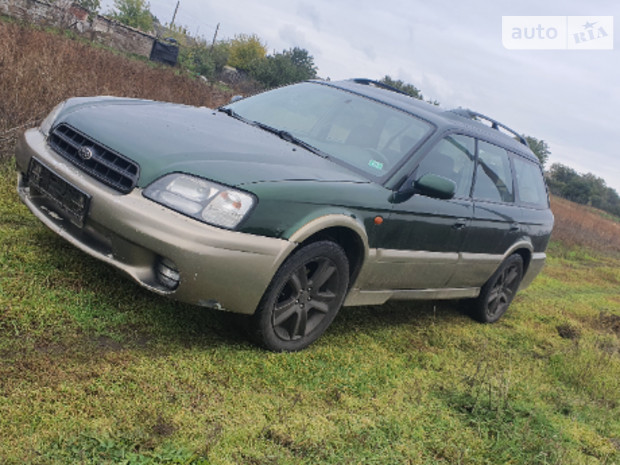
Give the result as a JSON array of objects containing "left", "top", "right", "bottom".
[{"left": 78, "top": 146, "right": 93, "bottom": 161}]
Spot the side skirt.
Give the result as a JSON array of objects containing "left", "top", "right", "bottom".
[{"left": 343, "top": 287, "right": 480, "bottom": 307}]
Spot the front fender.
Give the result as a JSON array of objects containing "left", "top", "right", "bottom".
[{"left": 287, "top": 212, "right": 369, "bottom": 252}]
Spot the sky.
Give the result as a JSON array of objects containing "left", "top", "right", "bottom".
[{"left": 101, "top": 0, "right": 620, "bottom": 193}]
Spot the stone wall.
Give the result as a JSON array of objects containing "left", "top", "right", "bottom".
[{"left": 0, "top": 0, "right": 156, "bottom": 58}]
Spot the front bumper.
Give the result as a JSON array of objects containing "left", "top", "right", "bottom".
[{"left": 15, "top": 129, "right": 296, "bottom": 314}]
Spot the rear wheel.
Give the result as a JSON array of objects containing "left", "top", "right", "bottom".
[
  {"left": 250, "top": 241, "right": 349, "bottom": 352},
  {"left": 472, "top": 254, "right": 523, "bottom": 323}
]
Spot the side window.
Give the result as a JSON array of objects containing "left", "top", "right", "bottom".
[
  {"left": 473, "top": 141, "right": 514, "bottom": 203},
  {"left": 415, "top": 134, "right": 475, "bottom": 198},
  {"left": 512, "top": 155, "right": 549, "bottom": 207}
]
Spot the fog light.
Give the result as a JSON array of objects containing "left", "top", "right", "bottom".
[{"left": 155, "top": 257, "right": 180, "bottom": 290}]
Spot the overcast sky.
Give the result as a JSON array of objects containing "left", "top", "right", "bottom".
[{"left": 102, "top": 0, "right": 620, "bottom": 193}]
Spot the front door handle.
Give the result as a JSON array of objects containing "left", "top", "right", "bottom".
[{"left": 452, "top": 220, "right": 467, "bottom": 230}]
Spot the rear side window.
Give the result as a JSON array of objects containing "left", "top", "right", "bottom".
[
  {"left": 473, "top": 141, "right": 514, "bottom": 203},
  {"left": 512, "top": 155, "right": 549, "bottom": 208}
]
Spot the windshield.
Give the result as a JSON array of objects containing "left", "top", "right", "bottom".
[{"left": 224, "top": 82, "right": 433, "bottom": 178}]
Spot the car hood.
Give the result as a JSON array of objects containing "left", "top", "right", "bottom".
[{"left": 57, "top": 98, "right": 369, "bottom": 187}]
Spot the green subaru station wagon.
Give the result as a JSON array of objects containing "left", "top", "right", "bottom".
[{"left": 15, "top": 79, "right": 554, "bottom": 351}]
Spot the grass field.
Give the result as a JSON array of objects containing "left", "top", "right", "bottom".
[{"left": 1, "top": 18, "right": 619, "bottom": 465}]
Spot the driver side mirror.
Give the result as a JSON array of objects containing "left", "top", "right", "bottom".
[
  {"left": 229, "top": 95, "right": 244, "bottom": 104},
  {"left": 392, "top": 173, "right": 456, "bottom": 203},
  {"left": 415, "top": 173, "right": 456, "bottom": 200}
]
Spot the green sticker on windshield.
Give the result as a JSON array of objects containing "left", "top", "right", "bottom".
[{"left": 368, "top": 159, "right": 384, "bottom": 170}]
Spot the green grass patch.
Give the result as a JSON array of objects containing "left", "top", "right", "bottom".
[{"left": 1, "top": 160, "right": 619, "bottom": 464}]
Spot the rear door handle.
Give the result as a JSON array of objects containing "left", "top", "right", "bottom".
[{"left": 509, "top": 223, "right": 520, "bottom": 232}]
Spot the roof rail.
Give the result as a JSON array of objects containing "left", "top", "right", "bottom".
[
  {"left": 449, "top": 108, "right": 528, "bottom": 146},
  {"left": 349, "top": 78, "right": 409, "bottom": 96}
]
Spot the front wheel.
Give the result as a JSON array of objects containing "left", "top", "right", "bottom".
[
  {"left": 250, "top": 241, "right": 350, "bottom": 352},
  {"left": 472, "top": 254, "right": 523, "bottom": 323}
]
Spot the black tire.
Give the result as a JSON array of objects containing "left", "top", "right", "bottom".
[
  {"left": 472, "top": 254, "right": 523, "bottom": 323},
  {"left": 250, "top": 241, "right": 349, "bottom": 352}
]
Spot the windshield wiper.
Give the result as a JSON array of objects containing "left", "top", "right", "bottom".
[
  {"left": 220, "top": 108, "right": 327, "bottom": 158},
  {"left": 251, "top": 121, "right": 327, "bottom": 158},
  {"left": 218, "top": 106, "right": 250, "bottom": 123}
]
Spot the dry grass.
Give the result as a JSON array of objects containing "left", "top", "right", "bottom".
[
  {"left": 0, "top": 19, "right": 232, "bottom": 157},
  {"left": 550, "top": 195, "right": 620, "bottom": 254}
]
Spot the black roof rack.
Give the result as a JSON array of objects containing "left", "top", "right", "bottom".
[
  {"left": 449, "top": 108, "right": 528, "bottom": 146},
  {"left": 349, "top": 78, "right": 410, "bottom": 96}
]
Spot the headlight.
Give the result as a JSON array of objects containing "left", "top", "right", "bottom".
[
  {"left": 39, "top": 101, "right": 67, "bottom": 137},
  {"left": 143, "top": 174, "right": 256, "bottom": 229}
]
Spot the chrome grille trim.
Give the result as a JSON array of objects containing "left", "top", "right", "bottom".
[{"left": 48, "top": 124, "right": 139, "bottom": 194}]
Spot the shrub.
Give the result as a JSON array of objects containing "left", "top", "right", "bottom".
[
  {"left": 179, "top": 41, "right": 230, "bottom": 79},
  {"left": 248, "top": 47, "right": 317, "bottom": 88},
  {"left": 226, "top": 34, "right": 266, "bottom": 71}
]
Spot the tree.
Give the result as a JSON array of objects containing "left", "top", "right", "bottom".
[
  {"left": 287, "top": 47, "right": 317, "bottom": 77},
  {"left": 226, "top": 34, "right": 267, "bottom": 71},
  {"left": 249, "top": 47, "right": 317, "bottom": 88},
  {"left": 109, "top": 0, "right": 154, "bottom": 32},
  {"left": 546, "top": 163, "right": 620, "bottom": 217},
  {"left": 523, "top": 135, "right": 550, "bottom": 168},
  {"left": 74, "top": 0, "right": 101, "bottom": 13},
  {"left": 379, "top": 75, "right": 423, "bottom": 100}
]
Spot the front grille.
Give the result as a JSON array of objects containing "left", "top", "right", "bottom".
[{"left": 48, "top": 124, "right": 139, "bottom": 194}]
